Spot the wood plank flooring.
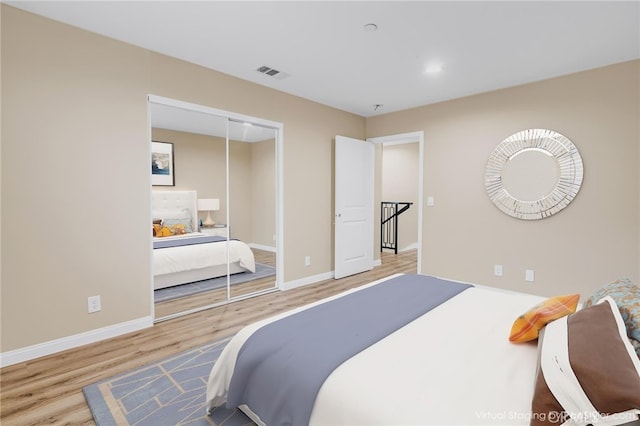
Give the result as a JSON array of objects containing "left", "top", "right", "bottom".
[{"left": 0, "top": 250, "right": 416, "bottom": 425}]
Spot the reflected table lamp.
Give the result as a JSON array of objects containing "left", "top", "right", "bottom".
[{"left": 198, "top": 198, "right": 220, "bottom": 227}]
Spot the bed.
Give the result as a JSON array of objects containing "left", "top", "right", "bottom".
[
  {"left": 152, "top": 190, "right": 256, "bottom": 290},
  {"left": 205, "top": 273, "right": 640, "bottom": 426}
]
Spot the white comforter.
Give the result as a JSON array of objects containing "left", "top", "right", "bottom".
[
  {"left": 153, "top": 232, "right": 255, "bottom": 276},
  {"left": 206, "top": 274, "right": 546, "bottom": 425}
]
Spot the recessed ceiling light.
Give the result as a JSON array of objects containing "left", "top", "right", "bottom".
[
  {"left": 425, "top": 63, "right": 444, "bottom": 74},
  {"left": 363, "top": 23, "right": 378, "bottom": 32}
]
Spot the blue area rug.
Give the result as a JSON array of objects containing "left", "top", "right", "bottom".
[
  {"left": 154, "top": 263, "right": 276, "bottom": 303},
  {"left": 83, "top": 336, "right": 254, "bottom": 426}
]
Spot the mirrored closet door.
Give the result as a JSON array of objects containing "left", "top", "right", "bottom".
[
  {"left": 149, "top": 96, "right": 281, "bottom": 321},
  {"left": 227, "top": 119, "right": 278, "bottom": 300}
]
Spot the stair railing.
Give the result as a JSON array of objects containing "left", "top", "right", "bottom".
[{"left": 381, "top": 201, "right": 413, "bottom": 254}]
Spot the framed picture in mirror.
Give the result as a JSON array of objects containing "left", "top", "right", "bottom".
[{"left": 151, "top": 141, "right": 175, "bottom": 186}]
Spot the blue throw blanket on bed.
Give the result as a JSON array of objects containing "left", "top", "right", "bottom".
[
  {"left": 153, "top": 235, "right": 226, "bottom": 249},
  {"left": 225, "top": 274, "right": 473, "bottom": 426}
]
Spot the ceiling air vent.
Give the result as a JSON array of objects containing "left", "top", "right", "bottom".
[{"left": 256, "top": 65, "right": 290, "bottom": 80}]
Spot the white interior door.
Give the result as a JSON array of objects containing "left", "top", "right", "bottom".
[{"left": 334, "top": 135, "right": 374, "bottom": 279}]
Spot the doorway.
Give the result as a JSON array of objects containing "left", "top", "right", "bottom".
[{"left": 370, "top": 131, "right": 423, "bottom": 274}]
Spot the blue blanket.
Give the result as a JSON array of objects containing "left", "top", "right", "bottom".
[
  {"left": 153, "top": 235, "right": 226, "bottom": 249},
  {"left": 226, "top": 274, "right": 472, "bottom": 426}
]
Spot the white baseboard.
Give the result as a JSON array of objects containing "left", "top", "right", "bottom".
[
  {"left": 399, "top": 242, "right": 419, "bottom": 252},
  {"left": 0, "top": 316, "right": 153, "bottom": 368},
  {"left": 248, "top": 243, "right": 276, "bottom": 253},
  {"left": 281, "top": 257, "right": 384, "bottom": 291},
  {"left": 281, "top": 271, "right": 334, "bottom": 291},
  {"left": 381, "top": 243, "right": 418, "bottom": 254}
]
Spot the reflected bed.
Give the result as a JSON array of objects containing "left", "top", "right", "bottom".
[{"left": 152, "top": 190, "right": 255, "bottom": 290}]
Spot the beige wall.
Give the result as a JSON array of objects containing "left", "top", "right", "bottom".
[
  {"left": 381, "top": 143, "right": 420, "bottom": 252},
  {"left": 251, "top": 140, "right": 277, "bottom": 248},
  {"left": 367, "top": 60, "right": 640, "bottom": 299},
  {"left": 1, "top": 6, "right": 364, "bottom": 353},
  {"left": 228, "top": 140, "right": 252, "bottom": 242},
  {"left": 2, "top": 7, "right": 152, "bottom": 352}
]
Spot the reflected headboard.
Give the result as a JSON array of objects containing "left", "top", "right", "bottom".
[{"left": 151, "top": 190, "right": 198, "bottom": 233}]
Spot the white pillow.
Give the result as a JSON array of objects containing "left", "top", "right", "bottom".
[{"left": 153, "top": 209, "right": 193, "bottom": 233}]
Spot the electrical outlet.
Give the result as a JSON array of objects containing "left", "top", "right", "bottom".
[
  {"left": 494, "top": 264, "right": 503, "bottom": 277},
  {"left": 88, "top": 295, "right": 101, "bottom": 313},
  {"left": 304, "top": 255, "right": 311, "bottom": 267},
  {"left": 525, "top": 269, "right": 535, "bottom": 282}
]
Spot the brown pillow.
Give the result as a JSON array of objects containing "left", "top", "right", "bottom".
[{"left": 531, "top": 297, "right": 640, "bottom": 425}]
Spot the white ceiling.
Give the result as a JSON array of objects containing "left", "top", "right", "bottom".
[
  {"left": 149, "top": 101, "right": 277, "bottom": 142},
  {"left": 7, "top": 1, "right": 640, "bottom": 118}
]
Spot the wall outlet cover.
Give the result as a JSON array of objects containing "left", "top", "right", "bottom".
[
  {"left": 525, "top": 269, "right": 535, "bottom": 282},
  {"left": 88, "top": 295, "right": 101, "bottom": 313},
  {"left": 494, "top": 264, "right": 503, "bottom": 276}
]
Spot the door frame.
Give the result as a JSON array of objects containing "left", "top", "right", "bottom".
[
  {"left": 367, "top": 131, "right": 424, "bottom": 274},
  {"left": 148, "top": 95, "right": 284, "bottom": 321}
]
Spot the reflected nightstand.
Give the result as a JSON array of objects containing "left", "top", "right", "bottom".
[{"left": 200, "top": 224, "right": 228, "bottom": 237}]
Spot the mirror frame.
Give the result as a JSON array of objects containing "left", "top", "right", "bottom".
[{"left": 485, "top": 128, "right": 583, "bottom": 220}]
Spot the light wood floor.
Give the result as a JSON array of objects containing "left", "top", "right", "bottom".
[{"left": 0, "top": 250, "right": 416, "bottom": 425}]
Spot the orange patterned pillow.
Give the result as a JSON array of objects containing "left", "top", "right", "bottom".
[
  {"left": 153, "top": 224, "right": 174, "bottom": 237},
  {"left": 509, "top": 294, "right": 580, "bottom": 343}
]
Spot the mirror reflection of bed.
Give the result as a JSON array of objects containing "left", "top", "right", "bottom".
[{"left": 152, "top": 190, "right": 277, "bottom": 318}]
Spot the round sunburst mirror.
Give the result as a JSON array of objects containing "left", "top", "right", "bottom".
[{"left": 485, "top": 129, "right": 583, "bottom": 220}]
